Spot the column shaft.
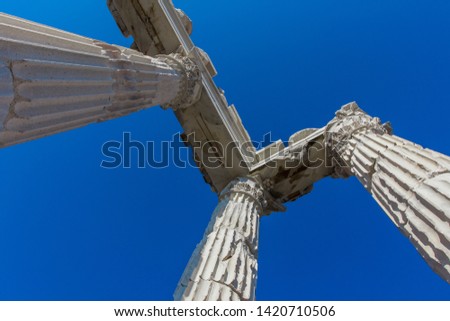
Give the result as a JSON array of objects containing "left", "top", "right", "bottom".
[
  {"left": 0, "top": 13, "right": 184, "bottom": 147},
  {"left": 327, "top": 102, "right": 450, "bottom": 282},
  {"left": 174, "top": 178, "right": 266, "bottom": 301}
]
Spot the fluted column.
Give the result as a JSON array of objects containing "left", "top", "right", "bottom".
[
  {"left": 326, "top": 102, "right": 450, "bottom": 283},
  {"left": 174, "top": 177, "right": 268, "bottom": 301},
  {"left": 0, "top": 13, "right": 200, "bottom": 147}
]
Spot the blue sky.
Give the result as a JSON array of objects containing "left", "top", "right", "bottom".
[{"left": 0, "top": 0, "right": 449, "bottom": 300}]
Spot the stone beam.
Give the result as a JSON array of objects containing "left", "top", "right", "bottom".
[
  {"left": 326, "top": 102, "right": 450, "bottom": 283},
  {"left": 249, "top": 127, "right": 333, "bottom": 205},
  {"left": 0, "top": 13, "right": 199, "bottom": 147}
]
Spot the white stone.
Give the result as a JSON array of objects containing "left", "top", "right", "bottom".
[
  {"left": 326, "top": 102, "right": 450, "bottom": 283},
  {"left": 174, "top": 177, "right": 266, "bottom": 301},
  {"left": 0, "top": 13, "right": 187, "bottom": 147}
]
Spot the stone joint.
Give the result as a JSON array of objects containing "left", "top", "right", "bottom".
[{"left": 159, "top": 53, "right": 202, "bottom": 110}]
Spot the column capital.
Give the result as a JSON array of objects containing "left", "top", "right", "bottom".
[
  {"left": 219, "top": 177, "right": 286, "bottom": 215},
  {"left": 158, "top": 53, "right": 202, "bottom": 110},
  {"left": 325, "top": 102, "right": 392, "bottom": 178},
  {"left": 220, "top": 177, "right": 268, "bottom": 210}
]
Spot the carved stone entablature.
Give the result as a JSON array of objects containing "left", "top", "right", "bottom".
[
  {"left": 325, "top": 102, "right": 392, "bottom": 178},
  {"left": 175, "top": 9, "right": 193, "bottom": 36},
  {"left": 159, "top": 53, "right": 202, "bottom": 110}
]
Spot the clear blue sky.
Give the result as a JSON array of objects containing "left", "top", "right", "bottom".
[{"left": 0, "top": 0, "right": 449, "bottom": 300}]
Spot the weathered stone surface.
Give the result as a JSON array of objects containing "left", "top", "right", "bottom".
[
  {"left": 250, "top": 127, "right": 331, "bottom": 205},
  {"left": 326, "top": 102, "right": 450, "bottom": 283},
  {"left": 0, "top": 13, "right": 193, "bottom": 147},
  {"left": 174, "top": 177, "right": 267, "bottom": 301},
  {"left": 158, "top": 53, "right": 202, "bottom": 110},
  {"left": 0, "top": 59, "right": 13, "bottom": 131}
]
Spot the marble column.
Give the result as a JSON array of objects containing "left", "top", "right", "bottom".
[
  {"left": 326, "top": 102, "right": 450, "bottom": 283},
  {"left": 0, "top": 13, "right": 200, "bottom": 147},
  {"left": 174, "top": 177, "right": 268, "bottom": 301}
]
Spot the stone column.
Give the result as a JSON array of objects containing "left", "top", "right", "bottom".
[
  {"left": 174, "top": 177, "right": 268, "bottom": 301},
  {"left": 326, "top": 102, "right": 450, "bottom": 283},
  {"left": 0, "top": 13, "right": 200, "bottom": 147}
]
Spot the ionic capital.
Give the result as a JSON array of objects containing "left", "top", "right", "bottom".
[
  {"left": 325, "top": 102, "right": 392, "bottom": 178},
  {"left": 220, "top": 177, "right": 268, "bottom": 211},
  {"left": 158, "top": 53, "right": 202, "bottom": 110}
]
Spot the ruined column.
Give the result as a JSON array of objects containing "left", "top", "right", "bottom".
[
  {"left": 326, "top": 102, "right": 450, "bottom": 283},
  {"left": 0, "top": 13, "right": 200, "bottom": 147},
  {"left": 174, "top": 177, "right": 268, "bottom": 301}
]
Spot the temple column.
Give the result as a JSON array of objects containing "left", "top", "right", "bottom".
[
  {"left": 0, "top": 13, "right": 200, "bottom": 147},
  {"left": 174, "top": 177, "right": 269, "bottom": 301},
  {"left": 326, "top": 102, "right": 450, "bottom": 283}
]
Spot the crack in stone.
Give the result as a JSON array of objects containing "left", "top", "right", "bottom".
[
  {"left": 198, "top": 276, "right": 246, "bottom": 301},
  {"left": 4, "top": 60, "right": 22, "bottom": 129}
]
